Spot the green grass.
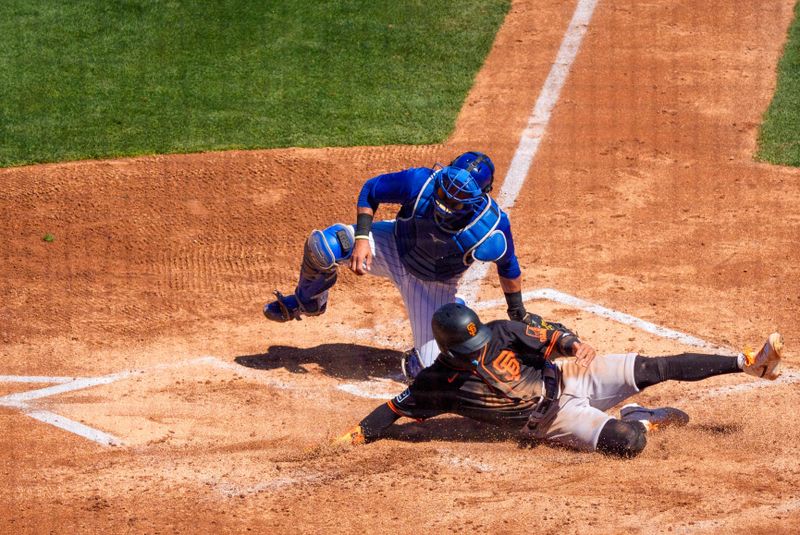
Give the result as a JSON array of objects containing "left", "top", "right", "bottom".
[
  {"left": 757, "top": 1, "right": 800, "bottom": 166},
  {"left": 0, "top": 0, "right": 509, "bottom": 167}
]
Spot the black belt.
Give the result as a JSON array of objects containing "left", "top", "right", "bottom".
[
  {"left": 542, "top": 360, "right": 559, "bottom": 400},
  {"left": 523, "top": 361, "right": 560, "bottom": 434}
]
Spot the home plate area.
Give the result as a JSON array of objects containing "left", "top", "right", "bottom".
[{"left": 4, "top": 288, "right": 796, "bottom": 450}]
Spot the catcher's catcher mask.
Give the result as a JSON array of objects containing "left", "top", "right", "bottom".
[{"left": 432, "top": 167, "right": 485, "bottom": 229}]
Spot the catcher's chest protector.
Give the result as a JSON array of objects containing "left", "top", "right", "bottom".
[{"left": 395, "top": 175, "right": 502, "bottom": 281}]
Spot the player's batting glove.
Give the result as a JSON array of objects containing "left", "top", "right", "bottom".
[{"left": 332, "top": 425, "right": 366, "bottom": 447}]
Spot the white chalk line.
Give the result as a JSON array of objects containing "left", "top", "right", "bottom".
[
  {"left": 0, "top": 357, "right": 263, "bottom": 446},
  {"left": 458, "top": 0, "right": 600, "bottom": 304},
  {"left": 0, "top": 372, "right": 133, "bottom": 404},
  {"left": 25, "top": 410, "right": 122, "bottom": 447},
  {"left": 336, "top": 378, "right": 405, "bottom": 400},
  {"left": 0, "top": 372, "right": 130, "bottom": 446},
  {"left": 0, "top": 354, "right": 406, "bottom": 446},
  {"left": 0, "top": 375, "right": 77, "bottom": 384}
]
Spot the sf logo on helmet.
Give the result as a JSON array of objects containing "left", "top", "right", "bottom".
[{"left": 467, "top": 322, "right": 477, "bottom": 336}]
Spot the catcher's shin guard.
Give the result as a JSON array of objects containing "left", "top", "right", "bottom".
[
  {"left": 400, "top": 348, "right": 423, "bottom": 383},
  {"left": 294, "top": 224, "right": 354, "bottom": 310},
  {"left": 265, "top": 224, "right": 354, "bottom": 322}
]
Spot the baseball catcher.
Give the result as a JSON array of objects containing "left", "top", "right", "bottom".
[
  {"left": 334, "top": 303, "right": 784, "bottom": 457},
  {"left": 264, "top": 152, "right": 531, "bottom": 381}
]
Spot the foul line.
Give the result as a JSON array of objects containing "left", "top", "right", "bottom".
[{"left": 459, "top": 0, "right": 600, "bottom": 303}]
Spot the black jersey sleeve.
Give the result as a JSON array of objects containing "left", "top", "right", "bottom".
[
  {"left": 387, "top": 362, "right": 454, "bottom": 419},
  {"left": 358, "top": 403, "right": 402, "bottom": 442}
]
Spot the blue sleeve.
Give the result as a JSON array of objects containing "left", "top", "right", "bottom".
[
  {"left": 495, "top": 212, "right": 521, "bottom": 279},
  {"left": 357, "top": 167, "right": 433, "bottom": 211}
]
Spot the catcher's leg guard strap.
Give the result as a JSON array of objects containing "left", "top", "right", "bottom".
[
  {"left": 634, "top": 355, "right": 740, "bottom": 390},
  {"left": 596, "top": 419, "right": 647, "bottom": 458}
]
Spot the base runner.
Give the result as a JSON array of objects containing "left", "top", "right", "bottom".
[{"left": 334, "top": 303, "right": 783, "bottom": 457}]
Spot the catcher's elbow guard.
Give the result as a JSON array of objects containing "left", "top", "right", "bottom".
[{"left": 333, "top": 425, "right": 366, "bottom": 446}]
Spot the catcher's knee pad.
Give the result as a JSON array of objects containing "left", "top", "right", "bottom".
[{"left": 304, "top": 223, "right": 355, "bottom": 271}]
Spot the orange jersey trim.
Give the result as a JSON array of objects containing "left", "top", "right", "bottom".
[
  {"left": 544, "top": 330, "right": 562, "bottom": 359},
  {"left": 386, "top": 400, "right": 404, "bottom": 416}
]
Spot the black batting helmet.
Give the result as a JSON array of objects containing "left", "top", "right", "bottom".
[{"left": 431, "top": 303, "right": 492, "bottom": 358}]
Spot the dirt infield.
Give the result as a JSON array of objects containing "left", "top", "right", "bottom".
[{"left": 2, "top": 0, "right": 800, "bottom": 533}]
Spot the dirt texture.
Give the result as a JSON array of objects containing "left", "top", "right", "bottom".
[{"left": 2, "top": 0, "right": 800, "bottom": 533}]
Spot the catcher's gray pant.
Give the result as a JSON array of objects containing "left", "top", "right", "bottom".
[
  {"left": 349, "top": 220, "right": 459, "bottom": 367},
  {"left": 527, "top": 353, "right": 640, "bottom": 451}
]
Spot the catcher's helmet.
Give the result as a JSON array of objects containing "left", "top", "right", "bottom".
[
  {"left": 432, "top": 303, "right": 492, "bottom": 360},
  {"left": 450, "top": 151, "right": 495, "bottom": 194},
  {"left": 432, "top": 166, "right": 485, "bottom": 229}
]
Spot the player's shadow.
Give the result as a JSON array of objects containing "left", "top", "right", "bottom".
[
  {"left": 385, "top": 416, "right": 519, "bottom": 444},
  {"left": 234, "top": 343, "right": 404, "bottom": 382}
]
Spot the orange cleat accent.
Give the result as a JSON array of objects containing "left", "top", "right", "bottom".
[
  {"left": 333, "top": 425, "right": 366, "bottom": 446},
  {"left": 742, "top": 333, "right": 783, "bottom": 381}
]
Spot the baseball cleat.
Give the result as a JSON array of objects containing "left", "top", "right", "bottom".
[
  {"left": 332, "top": 425, "right": 366, "bottom": 447},
  {"left": 263, "top": 290, "right": 326, "bottom": 322},
  {"left": 620, "top": 403, "right": 690, "bottom": 432},
  {"left": 400, "top": 348, "right": 423, "bottom": 384},
  {"left": 741, "top": 332, "right": 783, "bottom": 381}
]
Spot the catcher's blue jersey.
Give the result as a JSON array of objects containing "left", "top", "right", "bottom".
[{"left": 358, "top": 167, "right": 521, "bottom": 282}]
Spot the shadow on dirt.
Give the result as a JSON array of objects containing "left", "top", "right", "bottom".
[
  {"left": 234, "top": 343, "right": 404, "bottom": 382},
  {"left": 385, "top": 416, "right": 520, "bottom": 444}
]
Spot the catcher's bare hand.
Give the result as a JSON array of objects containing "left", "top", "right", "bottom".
[
  {"left": 349, "top": 239, "right": 372, "bottom": 275},
  {"left": 573, "top": 342, "right": 597, "bottom": 367}
]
